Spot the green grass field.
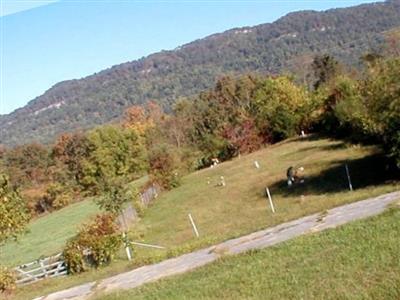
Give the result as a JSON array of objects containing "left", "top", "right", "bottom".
[
  {"left": 9, "top": 136, "right": 400, "bottom": 299},
  {"left": 131, "top": 136, "right": 399, "bottom": 255},
  {"left": 98, "top": 207, "right": 400, "bottom": 300},
  {"left": 0, "top": 176, "right": 149, "bottom": 267},
  {"left": 0, "top": 199, "right": 100, "bottom": 267}
]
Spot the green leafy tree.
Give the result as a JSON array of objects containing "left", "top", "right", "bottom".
[
  {"left": 331, "top": 76, "right": 376, "bottom": 140},
  {"left": 253, "top": 76, "right": 311, "bottom": 141},
  {"left": 314, "top": 56, "right": 400, "bottom": 168},
  {"left": 81, "top": 125, "right": 148, "bottom": 193},
  {"left": 362, "top": 57, "right": 400, "bottom": 166},
  {"left": 96, "top": 180, "right": 130, "bottom": 215},
  {"left": 0, "top": 174, "right": 30, "bottom": 245}
]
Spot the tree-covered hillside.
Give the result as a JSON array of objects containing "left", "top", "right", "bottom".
[{"left": 1, "top": 0, "right": 399, "bottom": 146}]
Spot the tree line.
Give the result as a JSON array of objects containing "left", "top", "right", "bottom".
[{"left": 0, "top": 52, "right": 399, "bottom": 219}]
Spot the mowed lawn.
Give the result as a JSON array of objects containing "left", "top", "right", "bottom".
[
  {"left": 131, "top": 136, "right": 399, "bottom": 260},
  {"left": 0, "top": 175, "right": 149, "bottom": 268},
  {"left": 98, "top": 207, "right": 400, "bottom": 300},
  {"left": 10, "top": 136, "right": 400, "bottom": 299},
  {"left": 0, "top": 200, "right": 100, "bottom": 267}
]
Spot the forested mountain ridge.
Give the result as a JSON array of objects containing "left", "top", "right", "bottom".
[{"left": 1, "top": 0, "right": 400, "bottom": 146}]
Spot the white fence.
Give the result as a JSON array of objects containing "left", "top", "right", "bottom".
[{"left": 14, "top": 253, "right": 67, "bottom": 285}]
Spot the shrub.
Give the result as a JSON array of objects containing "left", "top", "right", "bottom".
[
  {"left": 44, "top": 183, "right": 72, "bottom": 210},
  {"left": 52, "top": 193, "right": 71, "bottom": 209},
  {"left": 0, "top": 267, "right": 16, "bottom": 294},
  {"left": 63, "top": 214, "right": 122, "bottom": 274}
]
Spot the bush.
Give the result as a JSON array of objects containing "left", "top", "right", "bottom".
[
  {"left": 33, "top": 183, "right": 72, "bottom": 214},
  {"left": 52, "top": 193, "right": 71, "bottom": 209},
  {"left": 63, "top": 214, "right": 122, "bottom": 274},
  {"left": 45, "top": 183, "right": 72, "bottom": 210},
  {"left": 0, "top": 267, "right": 16, "bottom": 294}
]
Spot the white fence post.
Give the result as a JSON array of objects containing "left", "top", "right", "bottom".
[
  {"left": 188, "top": 213, "right": 200, "bottom": 237},
  {"left": 345, "top": 164, "right": 353, "bottom": 191},
  {"left": 122, "top": 232, "right": 132, "bottom": 261},
  {"left": 265, "top": 187, "right": 276, "bottom": 213}
]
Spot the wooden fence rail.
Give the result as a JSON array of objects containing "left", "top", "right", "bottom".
[{"left": 14, "top": 253, "right": 67, "bottom": 285}]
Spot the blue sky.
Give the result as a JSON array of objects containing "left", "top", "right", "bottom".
[{"left": 0, "top": 0, "right": 381, "bottom": 114}]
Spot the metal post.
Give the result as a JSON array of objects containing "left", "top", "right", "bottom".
[
  {"left": 345, "top": 164, "right": 353, "bottom": 191},
  {"left": 265, "top": 187, "right": 276, "bottom": 213},
  {"left": 122, "top": 232, "right": 132, "bottom": 261},
  {"left": 188, "top": 213, "right": 200, "bottom": 237}
]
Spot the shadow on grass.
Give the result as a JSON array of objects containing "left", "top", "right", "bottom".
[
  {"left": 269, "top": 153, "right": 399, "bottom": 197},
  {"left": 295, "top": 142, "right": 347, "bottom": 154},
  {"left": 291, "top": 134, "right": 324, "bottom": 142}
]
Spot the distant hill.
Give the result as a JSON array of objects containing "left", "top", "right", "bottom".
[{"left": 1, "top": 0, "right": 400, "bottom": 146}]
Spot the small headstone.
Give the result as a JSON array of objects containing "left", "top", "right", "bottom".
[
  {"left": 220, "top": 176, "right": 226, "bottom": 187},
  {"left": 301, "top": 130, "right": 306, "bottom": 137}
]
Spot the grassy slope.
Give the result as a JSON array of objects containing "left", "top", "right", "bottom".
[
  {"left": 132, "top": 136, "right": 399, "bottom": 253},
  {"left": 0, "top": 175, "right": 148, "bottom": 267},
  {"left": 98, "top": 207, "right": 400, "bottom": 300},
  {"left": 11, "top": 136, "right": 400, "bottom": 299},
  {"left": 0, "top": 200, "right": 100, "bottom": 267}
]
